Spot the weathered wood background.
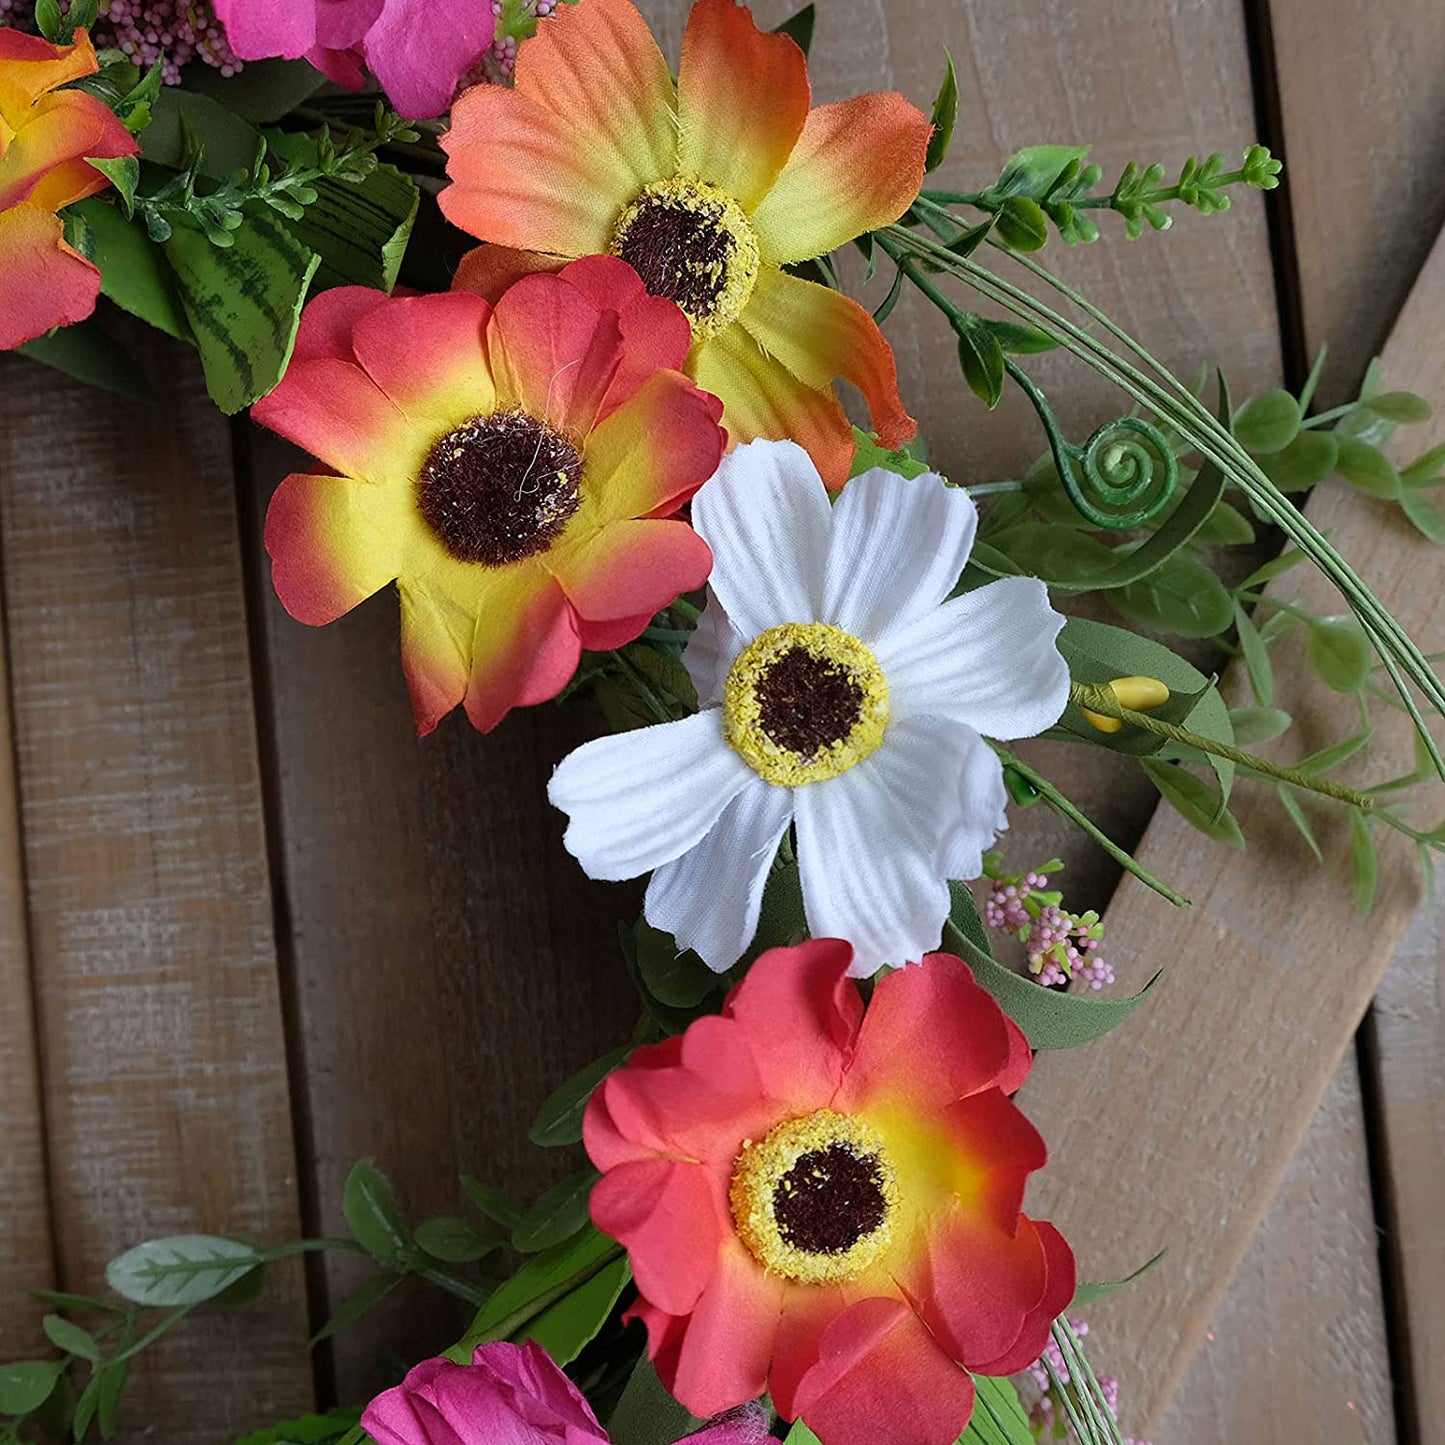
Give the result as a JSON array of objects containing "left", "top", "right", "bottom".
[{"left": 0, "top": 0, "right": 1442, "bottom": 1440}]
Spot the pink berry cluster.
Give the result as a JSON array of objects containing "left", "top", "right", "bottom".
[
  {"left": 0, "top": 0, "right": 240, "bottom": 83},
  {"left": 1026, "top": 1318, "right": 1151, "bottom": 1445},
  {"left": 984, "top": 855, "right": 1115, "bottom": 991},
  {"left": 475, "top": 0, "right": 557, "bottom": 83}
]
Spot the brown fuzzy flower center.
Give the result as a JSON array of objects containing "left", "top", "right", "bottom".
[
  {"left": 754, "top": 646, "right": 868, "bottom": 757},
  {"left": 610, "top": 177, "right": 760, "bottom": 338},
  {"left": 417, "top": 408, "right": 582, "bottom": 566},
  {"left": 772, "top": 1143, "right": 892, "bottom": 1256}
]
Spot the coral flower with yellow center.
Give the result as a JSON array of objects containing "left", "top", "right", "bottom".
[
  {"left": 439, "top": 0, "right": 932, "bottom": 489},
  {"left": 0, "top": 28, "right": 139, "bottom": 351},
  {"left": 585, "top": 941, "right": 1075, "bottom": 1445},
  {"left": 254, "top": 257, "right": 725, "bottom": 735}
]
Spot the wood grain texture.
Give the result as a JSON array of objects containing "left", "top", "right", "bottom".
[
  {"left": 1159, "top": 1059, "right": 1394, "bottom": 1444},
  {"left": 0, "top": 530, "right": 53, "bottom": 1356},
  {"left": 0, "top": 335, "right": 311, "bottom": 1441},
  {"left": 1019, "top": 227, "right": 1445, "bottom": 1434},
  {"left": 1268, "top": 0, "right": 1445, "bottom": 403}
]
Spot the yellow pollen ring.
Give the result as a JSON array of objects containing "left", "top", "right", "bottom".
[
  {"left": 723, "top": 622, "right": 889, "bottom": 788},
  {"left": 730, "top": 1110, "right": 898, "bottom": 1284},
  {"left": 608, "top": 175, "right": 761, "bottom": 338}
]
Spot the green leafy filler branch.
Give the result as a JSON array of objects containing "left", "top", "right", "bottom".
[{"left": 7, "top": 14, "right": 1445, "bottom": 1445}]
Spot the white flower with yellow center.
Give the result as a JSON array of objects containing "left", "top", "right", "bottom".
[{"left": 547, "top": 440, "right": 1069, "bottom": 976}]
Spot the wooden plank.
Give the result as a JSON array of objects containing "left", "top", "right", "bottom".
[
  {"left": 1268, "top": 0, "right": 1445, "bottom": 404},
  {"left": 0, "top": 335, "right": 312, "bottom": 1441},
  {"left": 0, "top": 537, "right": 54, "bottom": 1357},
  {"left": 1019, "top": 226, "right": 1445, "bottom": 1434},
  {"left": 1160, "top": 1058, "right": 1394, "bottom": 1444}
]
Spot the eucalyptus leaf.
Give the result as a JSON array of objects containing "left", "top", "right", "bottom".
[
  {"left": 1228, "top": 706, "right": 1291, "bottom": 745},
  {"left": 924, "top": 49, "right": 959, "bottom": 173},
  {"left": 1335, "top": 436, "right": 1401, "bottom": 499},
  {"left": 106, "top": 1235, "right": 262, "bottom": 1307},
  {"left": 1194, "top": 499, "right": 1255, "bottom": 545},
  {"left": 462, "top": 1177, "right": 522, "bottom": 1231},
  {"left": 1402, "top": 441, "right": 1445, "bottom": 484},
  {"left": 1106, "top": 553, "right": 1234, "bottom": 638},
  {"left": 1307, "top": 616, "right": 1370, "bottom": 693},
  {"left": 414, "top": 1216, "right": 500, "bottom": 1265},
  {"left": 512, "top": 1170, "right": 598, "bottom": 1253},
  {"left": 1141, "top": 761, "right": 1245, "bottom": 847},
  {"left": 1258, "top": 429, "right": 1339, "bottom": 492},
  {"left": 1364, "top": 390, "right": 1431, "bottom": 424},
  {"left": 1400, "top": 487, "right": 1445, "bottom": 543},
  {"left": 529, "top": 1044, "right": 634, "bottom": 1147},
  {"left": 41, "top": 1315, "right": 97, "bottom": 1362},
  {"left": 342, "top": 1159, "right": 410, "bottom": 1267},
  {"left": 1232, "top": 388, "right": 1301, "bottom": 454},
  {"left": 0, "top": 1360, "right": 66, "bottom": 1417}
]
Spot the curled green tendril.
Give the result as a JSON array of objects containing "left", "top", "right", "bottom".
[{"left": 1004, "top": 356, "right": 1177, "bottom": 529}]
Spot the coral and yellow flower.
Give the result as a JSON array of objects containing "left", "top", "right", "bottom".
[
  {"left": 0, "top": 28, "right": 139, "bottom": 351},
  {"left": 439, "top": 0, "right": 931, "bottom": 489},
  {"left": 585, "top": 941, "right": 1074, "bottom": 1445},
  {"left": 254, "top": 257, "right": 725, "bottom": 735}
]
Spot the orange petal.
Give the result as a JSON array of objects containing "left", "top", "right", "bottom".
[
  {"left": 440, "top": 80, "right": 637, "bottom": 256},
  {"left": 513, "top": 0, "right": 676, "bottom": 193},
  {"left": 740, "top": 267, "right": 914, "bottom": 452},
  {"left": 677, "top": 0, "right": 809, "bottom": 212},
  {"left": 577, "top": 367, "right": 725, "bottom": 529},
  {"left": 264, "top": 470, "right": 414, "bottom": 626},
  {"left": 0, "top": 90, "right": 137, "bottom": 211},
  {"left": 550, "top": 517, "right": 712, "bottom": 632},
  {"left": 452, "top": 243, "right": 567, "bottom": 304},
  {"left": 0, "top": 202, "right": 100, "bottom": 350},
  {"left": 0, "top": 28, "right": 99, "bottom": 112},
  {"left": 689, "top": 323, "right": 856, "bottom": 490},
  {"left": 752, "top": 93, "right": 932, "bottom": 263}
]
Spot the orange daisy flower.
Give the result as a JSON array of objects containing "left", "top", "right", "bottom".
[
  {"left": 0, "top": 28, "right": 139, "bottom": 351},
  {"left": 254, "top": 257, "right": 725, "bottom": 735},
  {"left": 439, "top": 0, "right": 931, "bottom": 489}
]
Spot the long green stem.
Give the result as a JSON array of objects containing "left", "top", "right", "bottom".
[
  {"left": 1071, "top": 684, "right": 1373, "bottom": 808},
  {"left": 990, "top": 745, "right": 1190, "bottom": 907}
]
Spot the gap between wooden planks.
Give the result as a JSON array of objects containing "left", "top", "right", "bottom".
[{"left": 1021, "top": 223, "right": 1445, "bottom": 1438}]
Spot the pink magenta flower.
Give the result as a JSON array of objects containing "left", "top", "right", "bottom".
[
  {"left": 212, "top": 0, "right": 494, "bottom": 119},
  {"left": 362, "top": 1340, "right": 771, "bottom": 1445}
]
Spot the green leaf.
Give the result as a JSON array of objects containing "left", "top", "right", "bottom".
[
  {"left": 462, "top": 1177, "right": 522, "bottom": 1231},
  {"left": 1277, "top": 785, "right": 1323, "bottom": 862},
  {"left": 310, "top": 1273, "right": 402, "bottom": 1346},
  {"left": 633, "top": 920, "right": 718, "bottom": 1009},
  {"left": 1259, "top": 429, "right": 1339, "bottom": 493},
  {"left": 605, "top": 1358, "right": 700, "bottom": 1445},
  {"left": 978, "top": 318, "right": 1058, "bottom": 354},
  {"left": 1072, "top": 1248, "right": 1168, "bottom": 1307},
  {"left": 1402, "top": 441, "right": 1445, "bottom": 484},
  {"left": 105, "top": 1236, "right": 261, "bottom": 1307},
  {"left": 1307, "top": 615, "right": 1370, "bottom": 692},
  {"left": 85, "top": 156, "right": 140, "bottom": 215},
  {"left": 164, "top": 212, "right": 321, "bottom": 413},
  {"left": 1364, "top": 390, "right": 1431, "bottom": 424},
  {"left": 620, "top": 642, "right": 699, "bottom": 713},
  {"left": 141, "top": 90, "right": 263, "bottom": 179},
  {"left": 69, "top": 198, "right": 192, "bottom": 341},
  {"left": 1141, "top": 761, "right": 1245, "bottom": 847},
  {"left": 342, "top": 1159, "right": 410, "bottom": 1267},
  {"left": 512, "top": 1170, "right": 597, "bottom": 1253},
  {"left": 1106, "top": 553, "right": 1234, "bottom": 637},
  {"left": 958, "top": 320, "right": 1005, "bottom": 409},
  {"left": 1400, "top": 487, "right": 1445, "bottom": 543},
  {"left": 525, "top": 1251, "right": 630, "bottom": 1368},
  {"left": 41, "top": 1316, "right": 97, "bottom": 1363},
  {"left": 17, "top": 320, "right": 156, "bottom": 406},
  {"left": 772, "top": 4, "right": 815, "bottom": 55},
  {"left": 992, "top": 144, "right": 1091, "bottom": 200},
  {"left": 414, "top": 1216, "right": 500, "bottom": 1265},
  {"left": 184, "top": 58, "right": 327, "bottom": 123},
  {"left": 1228, "top": 706, "right": 1291, "bottom": 745},
  {"left": 28, "top": 1292, "right": 116, "bottom": 1316},
  {"left": 96, "top": 1360, "right": 128, "bottom": 1440},
  {"left": 529, "top": 1044, "right": 633, "bottom": 1147},
  {"left": 1233, "top": 389, "right": 1301, "bottom": 454},
  {"left": 1335, "top": 436, "right": 1402, "bottom": 498},
  {"left": 947, "top": 885, "right": 1161, "bottom": 1050},
  {"left": 1195, "top": 499, "right": 1255, "bottom": 545},
  {"left": 783, "top": 1424, "right": 822, "bottom": 1445},
  {"left": 1350, "top": 814, "right": 1379, "bottom": 915},
  {"left": 1234, "top": 602, "right": 1274, "bottom": 706},
  {"left": 849, "top": 428, "right": 931, "bottom": 481},
  {"left": 924, "top": 49, "right": 959, "bottom": 173},
  {"left": 994, "top": 195, "right": 1049, "bottom": 252},
  {"left": 985, "top": 524, "right": 1118, "bottom": 586},
  {"left": 0, "top": 1360, "right": 66, "bottom": 1416},
  {"left": 232, "top": 1410, "right": 363, "bottom": 1445},
  {"left": 72, "top": 1367, "right": 102, "bottom": 1441},
  {"left": 1300, "top": 729, "right": 1372, "bottom": 775},
  {"left": 962, "top": 1376, "right": 1035, "bottom": 1445}
]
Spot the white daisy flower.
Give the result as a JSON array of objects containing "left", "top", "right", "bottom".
[{"left": 548, "top": 439, "right": 1069, "bottom": 977}]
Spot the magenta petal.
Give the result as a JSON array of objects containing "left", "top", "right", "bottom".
[
  {"left": 362, "top": 0, "right": 496, "bottom": 118},
  {"left": 212, "top": 0, "right": 318, "bottom": 59}
]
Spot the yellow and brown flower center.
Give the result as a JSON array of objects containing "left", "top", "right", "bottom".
[
  {"left": 417, "top": 408, "right": 582, "bottom": 566},
  {"left": 723, "top": 623, "right": 889, "bottom": 787},
  {"left": 731, "top": 1110, "right": 898, "bottom": 1284},
  {"left": 609, "top": 176, "right": 760, "bottom": 338}
]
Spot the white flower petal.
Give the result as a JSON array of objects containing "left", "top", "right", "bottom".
[
  {"left": 645, "top": 778, "right": 794, "bottom": 972},
  {"left": 822, "top": 469, "right": 978, "bottom": 642},
  {"left": 939, "top": 728, "right": 1010, "bottom": 881},
  {"left": 549, "top": 709, "right": 752, "bottom": 880},
  {"left": 877, "top": 576, "right": 1068, "bottom": 739},
  {"left": 793, "top": 716, "right": 966, "bottom": 976},
  {"left": 683, "top": 588, "right": 745, "bottom": 709},
  {"left": 690, "top": 440, "right": 832, "bottom": 637}
]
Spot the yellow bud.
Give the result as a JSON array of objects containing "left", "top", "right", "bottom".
[{"left": 1081, "top": 676, "right": 1171, "bottom": 734}]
